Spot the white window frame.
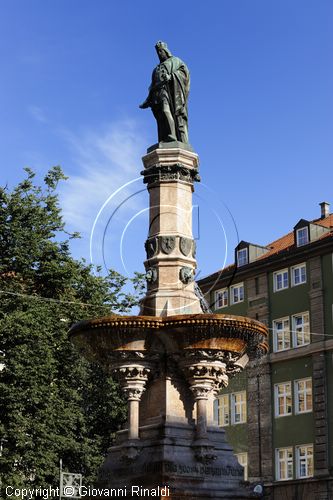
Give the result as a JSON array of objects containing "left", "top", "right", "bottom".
[
  {"left": 296, "top": 227, "right": 309, "bottom": 247},
  {"left": 273, "top": 269, "right": 289, "bottom": 292},
  {"left": 294, "top": 378, "right": 313, "bottom": 414},
  {"left": 237, "top": 248, "right": 248, "bottom": 267},
  {"left": 215, "top": 288, "right": 228, "bottom": 309},
  {"left": 296, "top": 444, "right": 313, "bottom": 478},
  {"left": 274, "top": 382, "right": 292, "bottom": 417},
  {"left": 231, "top": 391, "right": 247, "bottom": 424},
  {"left": 291, "top": 263, "right": 307, "bottom": 287},
  {"left": 230, "top": 283, "right": 244, "bottom": 305},
  {"left": 276, "top": 447, "right": 293, "bottom": 481},
  {"left": 292, "top": 312, "right": 310, "bottom": 347},
  {"left": 218, "top": 394, "right": 230, "bottom": 427},
  {"left": 236, "top": 452, "right": 248, "bottom": 481},
  {"left": 273, "top": 317, "right": 290, "bottom": 352}
]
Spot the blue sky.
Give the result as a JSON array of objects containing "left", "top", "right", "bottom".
[{"left": 1, "top": 1, "right": 332, "bottom": 282}]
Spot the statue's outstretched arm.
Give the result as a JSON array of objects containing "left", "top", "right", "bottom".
[{"left": 139, "top": 73, "right": 171, "bottom": 109}]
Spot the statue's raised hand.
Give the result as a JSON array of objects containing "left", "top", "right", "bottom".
[{"left": 139, "top": 100, "right": 150, "bottom": 109}]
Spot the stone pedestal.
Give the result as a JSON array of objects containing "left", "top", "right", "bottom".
[
  {"left": 95, "top": 350, "right": 253, "bottom": 499},
  {"left": 140, "top": 148, "right": 202, "bottom": 316},
  {"left": 97, "top": 421, "right": 251, "bottom": 499},
  {"left": 69, "top": 142, "right": 269, "bottom": 499}
]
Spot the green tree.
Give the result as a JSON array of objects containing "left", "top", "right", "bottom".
[{"left": 0, "top": 167, "right": 144, "bottom": 495}]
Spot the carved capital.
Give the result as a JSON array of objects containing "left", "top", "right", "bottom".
[
  {"left": 178, "top": 353, "right": 229, "bottom": 397},
  {"left": 190, "top": 384, "right": 212, "bottom": 400},
  {"left": 112, "top": 361, "right": 152, "bottom": 401},
  {"left": 123, "top": 385, "right": 146, "bottom": 401},
  {"left": 141, "top": 163, "right": 200, "bottom": 185}
]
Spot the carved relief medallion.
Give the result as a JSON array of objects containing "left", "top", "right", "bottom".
[
  {"left": 145, "top": 267, "right": 157, "bottom": 283},
  {"left": 145, "top": 237, "right": 158, "bottom": 258},
  {"left": 179, "top": 266, "right": 194, "bottom": 284},
  {"left": 160, "top": 235, "right": 176, "bottom": 254},
  {"left": 179, "top": 237, "right": 192, "bottom": 256},
  {"left": 192, "top": 240, "right": 197, "bottom": 258}
]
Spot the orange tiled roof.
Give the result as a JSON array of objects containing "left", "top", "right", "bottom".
[
  {"left": 257, "top": 214, "right": 333, "bottom": 260},
  {"left": 312, "top": 214, "right": 333, "bottom": 228},
  {"left": 200, "top": 214, "right": 333, "bottom": 282}
]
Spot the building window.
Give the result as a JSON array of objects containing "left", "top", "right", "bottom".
[
  {"left": 291, "top": 263, "right": 307, "bottom": 286},
  {"left": 274, "top": 382, "right": 292, "bottom": 417},
  {"left": 273, "top": 317, "right": 290, "bottom": 352},
  {"left": 273, "top": 269, "right": 289, "bottom": 292},
  {"left": 237, "top": 248, "right": 248, "bottom": 267},
  {"left": 292, "top": 312, "right": 310, "bottom": 347},
  {"left": 231, "top": 391, "right": 247, "bottom": 424},
  {"left": 276, "top": 447, "right": 293, "bottom": 481},
  {"left": 217, "top": 392, "right": 247, "bottom": 426},
  {"left": 296, "top": 227, "right": 309, "bottom": 247},
  {"left": 217, "top": 394, "right": 229, "bottom": 426},
  {"left": 230, "top": 283, "right": 244, "bottom": 305},
  {"left": 296, "top": 445, "right": 313, "bottom": 478},
  {"left": 236, "top": 452, "right": 248, "bottom": 480},
  {"left": 215, "top": 288, "right": 228, "bottom": 309},
  {"left": 295, "top": 378, "right": 313, "bottom": 414}
]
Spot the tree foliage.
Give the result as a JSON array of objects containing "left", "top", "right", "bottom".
[{"left": 0, "top": 167, "right": 144, "bottom": 494}]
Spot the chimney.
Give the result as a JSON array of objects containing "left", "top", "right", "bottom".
[{"left": 319, "top": 201, "right": 330, "bottom": 219}]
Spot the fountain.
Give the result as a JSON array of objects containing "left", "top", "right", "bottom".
[{"left": 69, "top": 42, "right": 268, "bottom": 499}]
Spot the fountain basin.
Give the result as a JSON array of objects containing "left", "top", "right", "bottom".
[{"left": 69, "top": 313, "right": 268, "bottom": 373}]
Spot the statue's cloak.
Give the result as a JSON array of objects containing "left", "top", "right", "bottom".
[{"left": 150, "top": 56, "right": 190, "bottom": 117}]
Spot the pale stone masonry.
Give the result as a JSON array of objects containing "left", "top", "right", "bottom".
[{"left": 140, "top": 147, "right": 202, "bottom": 316}]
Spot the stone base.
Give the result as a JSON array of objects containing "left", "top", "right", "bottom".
[
  {"left": 140, "top": 288, "right": 203, "bottom": 316},
  {"left": 147, "top": 141, "right": 194, "bottom": 153},
  {"left": 94, "top": 421, "right": 254, "bottom": 499}
]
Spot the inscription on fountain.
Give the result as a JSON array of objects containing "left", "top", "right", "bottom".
[{"left": 100, "top": 462, "right": 243, "bottom": 479}]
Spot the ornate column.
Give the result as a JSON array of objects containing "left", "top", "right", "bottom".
[
  {"left": 178, "top": 351, "right": 229, "bottom": 462},
  {"left": 112, "top": 362, "right": 151, "bottom": 441}
]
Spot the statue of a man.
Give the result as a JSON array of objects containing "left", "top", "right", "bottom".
[{"left": 140, "top": 41, "right": 190, "bottom": 144}]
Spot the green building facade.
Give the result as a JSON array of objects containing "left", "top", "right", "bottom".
[{"left": 199, "top": 203, "right": 333, "bottom": 499}]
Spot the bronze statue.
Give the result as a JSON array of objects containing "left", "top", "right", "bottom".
[{"left": 140, "top": 41, "right": 190, "bottom": 144}]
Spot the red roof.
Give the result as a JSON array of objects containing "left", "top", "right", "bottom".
[
  {"left": 199, "top": 214, "right": 333, "bottom": 282},
  {"left": 257, "top": 214, "right": 333, "bottom": 260}
]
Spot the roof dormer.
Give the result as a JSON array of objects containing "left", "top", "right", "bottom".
[
  {"left": 235, "top": 241, "right": 270, "bottom": 267},
  {"left": 294, "top": 219, "right": 330, "bottom": 247}
]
